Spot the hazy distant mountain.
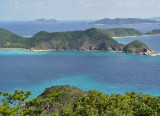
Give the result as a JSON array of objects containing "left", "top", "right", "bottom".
[
  {"left": 31, "top": 18, "right": 57, "bottom": 23},
  {"left": 90, "top": 18, "right": 160, "bottom": 25},
  {"left": 148, "top": 17, "right": 160, "bottom": 21}
]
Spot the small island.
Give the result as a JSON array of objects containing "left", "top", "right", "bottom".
[
  {"left": 0, "top": 28, "right": 158, "bottom": 56},
  {"left": 31, "top": 18, "right": 57, "bottom": 23}
]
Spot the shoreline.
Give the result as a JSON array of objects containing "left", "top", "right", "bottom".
[
  {"left": 0, "top": 48, "right": 159, "bottom": 56},
  {"left": 31, "top": 49, "right": 54, "bottom": 52},
  {"left": 113, "top": 34, "right": 160, "bottom": 39},
  {"left": 29, "top": 49, "right": 160, "bottom": 56},
  {"left": 0, "top": 48, "right": 24, "bottom": 49}
]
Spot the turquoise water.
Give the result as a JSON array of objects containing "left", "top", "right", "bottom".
[
  {"left": 0, "top": 21, "right": 160, "bottom": 100},
  {"left": 0, "top": 36, "right": 160, "bottom": 99}
]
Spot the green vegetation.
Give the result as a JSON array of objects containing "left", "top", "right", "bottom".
[
  {"left": 0, "top": 90, "right": 31, "bottom": 115},
  {"left": 0, "top": 28, "right": 156, "bottom": 55},
  {"left": 28, "top": 28, "right": 124, "bottom": 51},
  {"left": 146, "top": 29, "right": 160, "bottom": 35},
  {"left": 123, "top": 40, "right": 152, "bottom": 55},
  {"left": 97, "top": 28, "right": 143, "bottom": 37},
  {"left": 0, "top": 28, "right": 27, "bottom": 48},
  {"left": 0, "top": 85, "right": 160, "bottom": 116},
  {"left": 90, "top": 18, "right": 160, "bottom": 25}
]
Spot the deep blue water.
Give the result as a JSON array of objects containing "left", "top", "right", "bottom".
[
  {"left": 0, "top": 21, "right": 160, "bottom": 99},
  {"left": 0, "top": 45, "right": 160, "bottom": 98}
]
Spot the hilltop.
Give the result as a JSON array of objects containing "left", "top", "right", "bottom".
[
  {"left": 123, "top": 40, "right": 155, "bottom": 55},
  {"left": 90, "top": 18, "right": 160, "bottom": 25}
]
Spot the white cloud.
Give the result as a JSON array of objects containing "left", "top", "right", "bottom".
[
  {"left": 9, "top": 0, "right": 46, "bottom": 8},
  {"left": 115, "top": 1, "right": 140, "bottom": 8},
  {"left": 147, "top": 2, "right": 156, "bottom": 6}
]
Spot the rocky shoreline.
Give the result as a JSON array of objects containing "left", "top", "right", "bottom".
[{"left": 25, "top": 48, "right": 160, "bottom": 56}]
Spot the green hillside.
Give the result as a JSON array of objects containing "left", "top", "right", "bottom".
[
  {"left": 0, "top": 28, "right": 27, "bottom": 48},
  {"left": 123, "top": 40, "right": 152, "bottom": 55},
  {"left": 28, "top": 28, "right": 124, "bottom": 51},
  {"left": 0, "top": 85, "right": 160, "bottom": 115},
  {"left": 0, "top": 28, "right": 156, "bottom": 55},
  {"left": 98, "top": 28, "right": 143, "bottom": 37}
]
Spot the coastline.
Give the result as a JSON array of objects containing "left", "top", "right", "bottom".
[
  {"left": 113, "top": 34, "right": 160, "bottom": 39},
  {"left": 29, "top": 49, "right": 160, "bottom": 56},
  {"left": 0, "top": 48, "right": 24, "bottom": 49},
  {"left": 31, "top": 49, "right": 54, "bottom": 52},
  {"left": 0, "top": 48, "right": 159, "bottom": 56}
]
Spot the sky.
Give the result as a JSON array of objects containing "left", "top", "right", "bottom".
[{"left": 0, "top": 0, "right": 160, "bottom": 21}]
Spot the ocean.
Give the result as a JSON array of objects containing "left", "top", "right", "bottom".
[{"left": 0, "top": 21, "right": 160, "bottom": 99}]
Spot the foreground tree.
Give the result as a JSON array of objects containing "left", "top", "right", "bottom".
[{"left": 0, "top": 90, "right": 31, "bottom": 115}]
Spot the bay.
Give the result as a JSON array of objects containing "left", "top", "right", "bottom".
[{"left": 0, "top": 21, "right": 160, "bottom": 99}]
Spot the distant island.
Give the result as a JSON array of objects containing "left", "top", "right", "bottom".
[
  {"left": 148, "top": 17, "right": 160, "bottom": 21},
  {"left": 90, "top": 18, "right": 160, "bottom": 25},
  {"left": 31, "top": 18, "right": 57, "bottom": 23},
  {"left": 0, "top": 28, "right": 159, "bottom": 56}
]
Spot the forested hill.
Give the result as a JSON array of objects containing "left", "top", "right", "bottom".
[
  {"left": 90, "top": 18, "right": 160, "bottom": 25},
  {"left": 0, "top": 28, "right": 157, "bottom": 55},
  {"left": 0, "top": 28, "right": 27, "bottom": 48},
  {"left": 0, "top": 85, "right": 160, "bottom": 115},
  {"left": 28, "top": 28, "right": 124, "bottom": 51},
  {"left": 97, "top": 28, "right": 143, "bottom": 37}
]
